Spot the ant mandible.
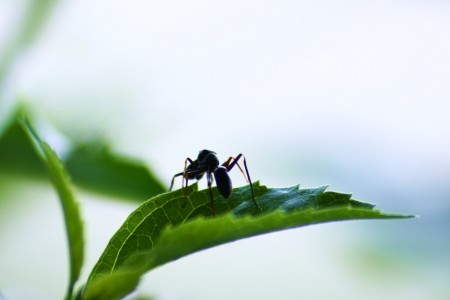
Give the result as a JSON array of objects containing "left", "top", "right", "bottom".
[{"left": 169, "top": 150, "right": 259, "bottom": 215}]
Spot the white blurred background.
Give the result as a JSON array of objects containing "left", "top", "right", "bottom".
[{"left": 0, "top": 0, "right": 449, "bottom": 299}]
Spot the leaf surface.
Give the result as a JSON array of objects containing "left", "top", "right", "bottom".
[
  {"left": 0, "top": 111, "right": 45, "bottom": 178},
  {"left": 64, "top": 142, "right": 166, "bottom": 201},
  {"left": 23, "top": 121, "right": 84, "bottom": 300},
  {"left": 84, "top": 182, "right": 414, "bottom": 299}
]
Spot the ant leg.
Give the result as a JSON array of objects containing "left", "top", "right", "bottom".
[
  {"left": 224, "top": 154, "right": 259, "bottom": 209},
  {"left": 181, "top": 157, "right": 195, "bottom": 207},
  {"left": 180, "top": 169, "right": 203, "bottom": 208},
  {"left": 222, "top": 157, "right": 247, "bottom": 182},
  {"left": 206, "top": 172, "right": 216, "bottom": 215},
  {"left": 169, "top": 172, "right": 184, "bottom": 191},
  {"left": 181, "top": 175, "right": 190, "bottom": 208},
  {"left": 170, "top": 157, "right": 195, "bottom": 192},
  {"left": 182, "top": 157, "right": 196, "bottom": 193}
]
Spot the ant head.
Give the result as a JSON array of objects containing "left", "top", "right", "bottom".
[
  {"left": 198, "top": 149, "right": 216, "bottom": 161},
  {"left": 198, "top": 149, "right": 219, "bottom": 172}
]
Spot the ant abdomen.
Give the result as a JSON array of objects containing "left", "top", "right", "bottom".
[{"left": 213, "top": 167, "right": 232, "bottom": 198}]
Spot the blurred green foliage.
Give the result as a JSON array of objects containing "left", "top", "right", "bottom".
[
  {"left": 0, "top": 113, "right": 44, "bottom": 177},
  {"left": 0, "top": 0, "right": 60, "bottom": 85},
  {"left": 0, "top": 108, "right": 166, "bottom": 201}
]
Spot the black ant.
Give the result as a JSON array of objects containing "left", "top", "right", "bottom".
[{"left": 169, "top": 150, "right": 259, "bottom": 215}]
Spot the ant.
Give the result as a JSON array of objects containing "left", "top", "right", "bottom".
[{"left": 169, "top": 150, "right": 259, "bottom": 215}]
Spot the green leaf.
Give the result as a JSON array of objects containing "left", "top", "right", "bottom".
[
  {"left": 82, "top": 270, "right": 142, "bottom": 300},
  {"left": 83, "top": 182, "right": 414, "bottom": 299},
  {"left": 0, "top": 110, "right": 45, "bottom": 178},
  {"left": 0, "top": 106, "right": 165, "bottom": 201},
  {"left": 64, "top": 142, "right": 166, "bottom": 201},
  {"left": 23, "top": 120, "right": 84, "bottom": 300}
]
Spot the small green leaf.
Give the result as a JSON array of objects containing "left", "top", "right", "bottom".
[
  {"left": 0, "top": 110, "right": 45, "bottom": 178},
  {"left": 84, "top": 183, "right": 413, "bottom": 299},
  {"left": 64, "top": 142, "right": 166, "bottom": 201},
  {"left": 0, "top": 106, "right": 165, "bottom": 201},
  {"left": 23, "top": 120, "right": 84, "bottom": 300}
]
